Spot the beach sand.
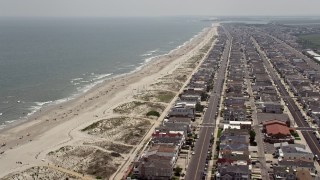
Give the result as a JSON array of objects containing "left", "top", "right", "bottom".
[{"left": 0, "top": 24, "right": 218, "bottom": 179}]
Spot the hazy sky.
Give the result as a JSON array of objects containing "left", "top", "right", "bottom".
[{"left": 0, "top": 0, "right": 319, "bottom": 17}]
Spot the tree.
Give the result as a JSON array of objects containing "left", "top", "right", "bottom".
[
  {"left": 206, "top": 84, "right": 213, "bottom": 92},
  {"left": 195, "top": 103, "right": 204, "bottom": 112},
  {"left": 250, "top": 130, "right": 256, "bottom": 145},
  {"left": 174, "top": 166, "right": 183, "bottom": 176},
  {"left": 201, "top": 92, "right": 209, "bottom": 101},
  {"left": 216, "top": 142, "right": 220, "bottom": 152},
  {"left": 290, "top": 129, "right": 299, "bottom": 137},
  {"left": 186, "top": 139, "right": 193, "bottom": 145}
]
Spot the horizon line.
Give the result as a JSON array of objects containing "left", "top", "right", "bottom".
[{"left": 1, "top": 15, "right": 320, "bottom": 19}]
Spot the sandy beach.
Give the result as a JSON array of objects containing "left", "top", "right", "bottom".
[{"left": 0, "top": 24, "right": 218, "bottom": 179}]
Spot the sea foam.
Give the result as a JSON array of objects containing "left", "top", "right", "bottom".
[{"left": 141, "top": 49, "right": 159, "bottom": 57}]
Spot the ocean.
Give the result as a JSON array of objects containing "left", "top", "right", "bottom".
[{"left": 0, "top": 17, "right": 211, "bottom": 128}]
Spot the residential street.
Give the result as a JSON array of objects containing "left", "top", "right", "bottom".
[{"left": 185, "top": 26, "right": 232, "bottom": 180}]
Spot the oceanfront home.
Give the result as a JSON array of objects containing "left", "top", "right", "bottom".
[
  {"left": 178, "top": 94, "right": 201, "bottom": 103},
  {"left": 133, "top": 144, "right": 178, "bottom": 180},
  {"left": 167, "top": 104, "right": 195, "bottom": 120},
  {"left": 151, "top": 131, "right": 185, "bottom": 147}
]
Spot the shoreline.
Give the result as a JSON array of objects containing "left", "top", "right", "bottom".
[
  {"left": 0, "top": 24, "right": 217, "bottom": 178},
  {"left": 0, "top": 27, "right": 208, "bottom": 133}
]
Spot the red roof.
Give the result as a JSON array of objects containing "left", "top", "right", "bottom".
[{"left": 266, "top": 123, "right": 291, "bottom": 136}]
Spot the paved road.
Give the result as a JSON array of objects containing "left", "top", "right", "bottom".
[
  {"left": 252, "top": 37, "right": 320, "bottom": 161},
  {"left": 185, "top": 27, "right": 232, "bottom": 180},
  {"left": 296, "top": 127, "right": 316, "bottom": 131}
]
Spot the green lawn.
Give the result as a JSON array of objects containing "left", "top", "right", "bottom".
[
  {"left": 217, "top": 128, "right": 223, "bottom": 138},
  {"left": 298, "top": 34, "right": 320, "bottom": 49}
]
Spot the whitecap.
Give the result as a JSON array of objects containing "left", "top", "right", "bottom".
[
  {"left": 4, "top": 120, "right": 18, "bottom": 124},
  {"left": 71, "top": 77, "right": 83, "bottom": 81},
  {"left": 25, "top": 101, "right": 53, "bottom": 116},
  {"left": 35, "top": 101, "right": 53, "bottom": 106},
  {"left": 141, "top": 53, "right": 153, "bottom": 57},
  {"left": 149, "top": 49, "right": 159, "bottom": 53},
  {"left": 144, "top": 55, "right": 162, "bottom": 63},
  {"left": 91, "top": 73, "right": 113, "bottom": 81},
  {"left": 27, "top": 106, "right": 42, "bottom": 116},
  {"left": 141, "top": 49, "right": 159, "bottom": 57}
]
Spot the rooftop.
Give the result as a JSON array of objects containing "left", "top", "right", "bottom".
[
  {"left": 296, "top": 169, "right": 313, "bottom": 180},
  {"left": 265, "top": 123, "right": 291, "bottom": 136},
  {"left": 257, "top": 113, "right": 290, "bottom": 124},
  {"left": 279, "top": 160, "right": 315, "bottom": 168},
  {"left": 149, "top": 144, "right": 176, "bottom": 153}
]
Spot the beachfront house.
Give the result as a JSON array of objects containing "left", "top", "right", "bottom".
[
  {"left": 168, "top": 104, "right": 195, "bottom": 120},
  {"left": 133, "top": 144, "right": 178, "bottom": 179}
]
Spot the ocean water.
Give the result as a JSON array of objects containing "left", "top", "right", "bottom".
[{"left": 0, "top": 17, "right": 211, "bottom": 127}]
